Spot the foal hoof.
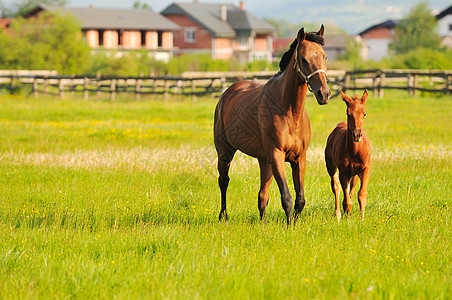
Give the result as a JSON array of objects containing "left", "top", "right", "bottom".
[{"left": 335, "top": 211, "right": 342, "bottom": 222}]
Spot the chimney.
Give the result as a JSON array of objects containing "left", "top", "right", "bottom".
[
  {"left": 240, "top": 1, "right": 245, "bottom": 11},
  {"left": 220, "top": 5, "right": 227, "bottom": 22},
  {"left": 89, "top": 4, "right": 95, "bottom": 8},
  {"left": 194, "top": 0, "right": 199, "bottom": 3}
]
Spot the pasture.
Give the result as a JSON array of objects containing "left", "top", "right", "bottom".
[{"left": 0, "top": 92, "right": 451, "bottom": 299}]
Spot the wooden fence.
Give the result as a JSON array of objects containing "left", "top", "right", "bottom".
[{"left": 0, "top": 69, "right": 450, "bottom": 100}]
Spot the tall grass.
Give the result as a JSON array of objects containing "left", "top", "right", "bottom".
[{"left": 0, "top": 92, "right": 450, "bottom": 299}]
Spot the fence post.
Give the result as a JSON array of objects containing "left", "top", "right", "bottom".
[
  {"left": 413, "top": 75, "right": 418, "bottom": 97},
  {"left": 33, "top": 77, "right": 38, "bottom": 98},
  {"left": 191, "top": 79, "right": 196, "bottom": 101},
  {"left": 59, "top": 78, "right": 64, "bottom": 99},
  {"left": 378, "top": 72, "right": 385, "bottom": 98},
  {"left": 135, "top": 78, "right": 142, "bottom": 100},
  {"left": 110, "top": 79, "right": 116, "bottom": 101},
  {"left": 83, "top": 77, "right": 89, "bottom": 100},
  {"left": 343, "top": 73, "right": 350, "bottom": 93},
  {"left": 10, "top": 74, "right": 16, "bottom": 92},
  {"left": 44, "top": 77, "right": 48, "bottom": 93},
  {"left": 164, "top": 79, "right": 169, "bottom": 101},
  {"left": 408, "top": 74, "right": 414, "bottom": 97},
  {"left": 447, "top": 75, "right": 451, "bottom": 96}
]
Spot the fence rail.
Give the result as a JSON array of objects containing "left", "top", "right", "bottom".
[{"left": 1, "top": 69, "right": 450, "bottom": 100}]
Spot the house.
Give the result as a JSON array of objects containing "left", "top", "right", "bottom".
[
  {"left": 436, "top": 5, "right": 452, "bottom": 48},
  {"left": 273, "top": 34, "right": 368, "bottom": 61},
  {"left": 161, "top": 1, "right": 275, "bottom": 63},
  {"left": 359, "top": 19, "right": 398, "bottom": 61},
  {"left": 24, "top": 5, "right": 180, "bottom": 62},
  {"left": 0, "top": 18, "right": 11, "bottom": 33}
]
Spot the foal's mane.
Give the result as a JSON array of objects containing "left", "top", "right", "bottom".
[{"left": 278, "top": 32, "right": 325, "bottom": 72}]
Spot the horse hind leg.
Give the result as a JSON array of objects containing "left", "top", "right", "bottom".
[
  {"left": 217, "top": 149, "right": 236, "bottom": 221},
  {"left": 258, "top": 159, "right": 273, "bottom": 221}
]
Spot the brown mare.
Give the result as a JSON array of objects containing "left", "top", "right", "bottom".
[
  {"left": 324, "top": 90, "right": 371, "bottom": 220},
  {"left": 214, "top": 26, "right": 331, "bottom": 224}
]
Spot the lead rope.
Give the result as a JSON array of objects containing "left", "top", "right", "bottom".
[{"left": 293, "top": 43, "right": 328, "bottom": 92}]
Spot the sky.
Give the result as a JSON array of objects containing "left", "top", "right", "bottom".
[{"left": 3, "top": 0, "right": 451, "bottom": 34}]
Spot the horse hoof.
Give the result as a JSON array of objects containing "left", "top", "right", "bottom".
[{"left": 219, "top": 212, "right": 228, "bottom": 221}]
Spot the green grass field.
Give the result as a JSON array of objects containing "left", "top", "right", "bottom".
[{"left": 0, "top": 92, "right": 451, "bottom": 299}]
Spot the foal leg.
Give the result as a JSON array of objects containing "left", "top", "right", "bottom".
[
  {"left": 217, "top": 149, "right": 236, "bottom": 221},
  {"left": 270, "top": 149, "right": 293, "bottom": 225},
  {"left": 326, "top": 158, "right": 341, "bottom": 220},
  {"left": 331, "top": 173, "right": 341, "bottom": 220},
  {"left": 358, "top": 168, "right": 370, "bottom": 219},
  {"left": 258, "top": 159, "right": 273, "bottom": 220},
  {"left": 291, "top": 156, "right": 306, "bottom": 218},
  {"left": 339, "top": 173, "right": 353, "bottom": 216},
  {"left": 349, "top": 175, "right": 359, "bottom": 202}
]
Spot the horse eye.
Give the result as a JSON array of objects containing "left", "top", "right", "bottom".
[
  {"left": 364, "top": 113, "right": 367, "bottom": 117},
  {"left": 325, "top": 56, "right": 328, "bottom": 61}
]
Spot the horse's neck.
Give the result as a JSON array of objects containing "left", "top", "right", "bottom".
[{"left": 280, "top": 59, "right": 308, "bottom": 117}]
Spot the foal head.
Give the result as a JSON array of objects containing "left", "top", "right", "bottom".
[
  {"left": 295, "top": 25, "right": 331, "bottom": 105},
  {"left": 341, "top": 89, "right": 368, "bottom": 142}
]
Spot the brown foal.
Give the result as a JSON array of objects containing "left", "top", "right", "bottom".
[{"left": 325, "top": 90, "right": 371, "bottom": 220}]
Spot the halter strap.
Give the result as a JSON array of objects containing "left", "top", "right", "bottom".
[{"left": 293, "top": 43, "right": 328, "bottom": 92}]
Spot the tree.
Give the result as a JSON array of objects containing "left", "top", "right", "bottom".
[
  {"left": 1, "top": 0, "right": 67, "bottom": 17},
  {"left": 133, "top": 1, "right": 151, "bottom": 10},
  {"left": 0, "top": 11, "right": 89, "bottom": 73},
  {"left": 389, "top": 1, "right": 441, "bottom": 55}
]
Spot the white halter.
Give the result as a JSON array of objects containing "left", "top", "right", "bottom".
[{"left": 293, "top": 42, "right": 328, "bottom": 92}]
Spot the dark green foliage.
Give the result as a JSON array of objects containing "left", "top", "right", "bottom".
[
  {"left": 0, "top": 11, "right": 89, "bottom": 73},
  {"left": 389, "top": 1, "right": 442, "bottom": 55}
]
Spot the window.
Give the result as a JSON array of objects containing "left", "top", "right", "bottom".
[
  {"left": 98, "top": 29, "right": 104, "bottom": 46},
  {"left": 158, "top": 31, "right": 163, "bottom": 47},
  {"left": 141, "top": 30, "right": 146, "bottom": 46},
  {"left": 449, "top": 24, "right": 452, "bottom": 31},
  {"left": 238, "top": 36, "right": 247, "bottom": 49},
  {"left": 117, "top": 29, "right": 123, "bottom": 46},
  {"left": 185, "top": 28, "right": 196, "bottom": 43}
]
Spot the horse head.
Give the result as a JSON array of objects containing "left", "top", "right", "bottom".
[
  {"left": 341, "top": 89, "right": 368, "bottom": 142},
  {"left": 295, "top": 25, "right": 331, "bottom": 105}
]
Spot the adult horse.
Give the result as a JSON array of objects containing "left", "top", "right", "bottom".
[{"left": 214, "top": 26, "right": 331, "bottom": 225}]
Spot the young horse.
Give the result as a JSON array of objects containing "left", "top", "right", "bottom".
[
  {"left": 214, "top": 26, "right": 331, "bottom": 225},
  {"left": 324, "top": 90, "right": 371, "bottom": 220}
]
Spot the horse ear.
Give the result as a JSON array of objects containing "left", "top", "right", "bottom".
[
  {"left": 297, "top": 28, "right": 306, "bottom": 42},
  {"left": 317, "top": 24, "right": 325, "bottom": 36},
  {"left": 361, "top": 89, "right": 368, "bottom": 104},
  {"left": 340, "top": 90, "right": 352, "bottom": 104}
]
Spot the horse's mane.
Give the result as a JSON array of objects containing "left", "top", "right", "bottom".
[{"left": 278, "top": 32, "right": 325, "bottom": 72}]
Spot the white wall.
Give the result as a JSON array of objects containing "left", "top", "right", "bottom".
[
  {"left": 438, "top": 15, "right": 452, "bottom": 37},
  {"left": 364, "top": 38, "right": 391, "bottom": 61}
]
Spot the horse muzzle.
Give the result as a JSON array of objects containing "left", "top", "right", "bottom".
[
  {"left": 352, "top": 129, "right": 363, "bottom": 142},
  {"left": 315, "top": 86, "right": 331, "bottom": 105}
]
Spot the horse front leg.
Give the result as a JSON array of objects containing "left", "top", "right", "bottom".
[
  {"left": 291, "top": 156, "right": 306, "bottom": 219},
  {"left": 258, "top": 159, "right": 273, "bottom": 221},
  {"left": 358, "top": 167, "right": 370, "bottom": 219},
  {"left": 270, "top": 149, "right": 292, "bottom": 225},
  {"left": 339, "top": 173, "right": 353, "bottom": 215}
]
